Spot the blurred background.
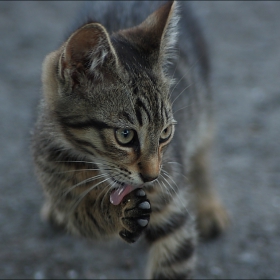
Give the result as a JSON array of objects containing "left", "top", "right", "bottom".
[{"left": 0, "top": 1, "right": 280, "bottom": 279}]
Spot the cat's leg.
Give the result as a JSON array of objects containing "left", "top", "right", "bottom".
[
  {"left": 189, "top": 145, "right": 229, "bottom": 239},
  {"left": 145, "top": 189, "right": 197, "bottom": 279}
]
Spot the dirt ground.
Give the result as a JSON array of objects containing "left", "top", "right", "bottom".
[{"left": 0, "top": 1, "right": 280, "bottom": 279}]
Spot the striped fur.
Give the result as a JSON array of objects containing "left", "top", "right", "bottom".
[{"left": 32, "top": 1, "right": 229, "bottom": 279}]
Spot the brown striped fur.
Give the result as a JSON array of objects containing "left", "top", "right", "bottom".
[{"left": 32, "top": 1, "right": 229, "bottom": 278}]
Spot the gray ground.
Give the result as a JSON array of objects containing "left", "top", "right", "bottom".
[{"left": 0, "top": 1, "right": 280, "bottom": 279}]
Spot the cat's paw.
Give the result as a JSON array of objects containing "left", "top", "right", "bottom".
[
  {"left": 196, "top": 198, "right": 230, "bottom": 240},
  {"left": 41, "top": 200, "right": 67, "bottom": 232},
  {"left": 119, "top": 188, "right": 151, "bottom": 243}
]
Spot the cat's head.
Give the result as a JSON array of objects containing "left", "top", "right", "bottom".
[{"left": 42, "top": 1, "right": 179, "bottom": 195}]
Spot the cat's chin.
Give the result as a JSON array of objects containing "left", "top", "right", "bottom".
[{"left": 110, "top": 184, "right": 143, "bottom": 206}]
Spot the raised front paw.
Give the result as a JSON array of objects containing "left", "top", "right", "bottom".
[{"left": 119, "top": 188, "right": 151, "bottom": 243}]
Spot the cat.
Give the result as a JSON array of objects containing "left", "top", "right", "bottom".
[{"left": 32, "top": 1, "right": 229, "bottom": 278}]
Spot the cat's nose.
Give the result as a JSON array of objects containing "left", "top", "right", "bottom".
[
  {"left": 138, "top": 156, "right": 160, "bottom": 183},
  {"left": 140, "top": 173, "right": 158, "bottom": 183}
]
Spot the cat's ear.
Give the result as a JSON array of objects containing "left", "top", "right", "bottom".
[
  {"left": 58, "top": 23, "right": 118, "bottom": 86},
  {"left": 120, "top": 1, "right": 179, "bottom": 70}
]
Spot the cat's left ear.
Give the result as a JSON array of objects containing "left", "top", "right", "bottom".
[
  {"left": 58, "top": 23, "right": 119, "bottom": 86},
  {"left": 120, "top": 0, "right": 179, "bottom": 71}
]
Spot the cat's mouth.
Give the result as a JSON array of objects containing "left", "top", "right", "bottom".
[
  {"left": 110, "top": 184, "right": 138, "bottom": 206},
  {"left": 110, "top": 179, "right": 143, "bottom": 206}
]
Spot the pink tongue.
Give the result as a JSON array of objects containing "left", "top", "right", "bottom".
[{"left": 110, "top": 185, "right": 135, "bottom": 205}]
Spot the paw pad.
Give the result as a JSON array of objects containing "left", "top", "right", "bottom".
[
  {"left": 139, "top": 201, "right": 150, "bottom": 209},
  {"left": 137, "top": 219, "right": 149, "bottom": 227},
  {"left": 136, "top": 189, "right": 146, "bottom": 197}
]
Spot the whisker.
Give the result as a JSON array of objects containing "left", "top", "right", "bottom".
[
  {"left": 161, "top": 168, "right": 189, "bottom": 191},
  {"left": 158, "top": 178, "right": 174, "bottom": 201},
  {"left": 55, "top": 160, "right": 99, "bottom": 165},
  {"left": 54, "top": 168, "right": 101, "bottom": 175},
  {"left": 162, "top": 163, "right": 189, "bottom": 181},
  {"left": 154, "top": 178, "right": 169, "bottom": 200},
  {"left": 166, "top": 161, "right": 182, "bottom": 165},
  {"left": 172, "top": 103, "right": 193, "bottom": 115},
  {"left": 170, "top": 72, "right": 188, "bottom": 97},
  {"left": 159, "top": 172, "right": 178, "bottom": 196},
  {"left": 69, "top": 177, "right": 112, "bottom": 213},
  {"left": 170, "top": 55, "right": 203, "bottom": 97},
  {"left": 161, "top": 169, "right": 180, "bottom": 188},
  {"left": 55, "top": 160, "right": 110, "bottom": 166},
  {"left": 171, "top": 83, "right": 192, "bottom": 107},
  {"left": 160, "top": 171, "right": 193, "bottom": 219},
  {"left": 158, "top": 175, "right": 187, "bottom": 211},
  {"left": 63, "top": 173, "right": 109, "bottom": 196},
  {"left": 55, "top": 160, "right": 120, "bottom": 174}
]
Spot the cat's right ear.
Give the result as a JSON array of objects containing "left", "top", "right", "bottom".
[{"left": 58, "top": 23, "right": 119, "bottom": 87}]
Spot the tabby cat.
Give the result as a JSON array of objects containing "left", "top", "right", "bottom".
[{"left": 32, "top": 1, "right": 229, "bottom": 278}]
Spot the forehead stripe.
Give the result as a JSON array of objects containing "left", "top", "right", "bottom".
[
  {"left": 122, "top": 111, "right": 135, "bottom": 125},
  {"left": 58, "top": 116, "right": 112, "bottom": 130},
  {"left": 135, "top": 97, "right": 151, "bottom": 125},
  {"left": 136, "top": 108, "right": 143, "bottom": 127}
]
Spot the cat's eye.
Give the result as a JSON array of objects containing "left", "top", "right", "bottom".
[
  {"left": 160, "top": 125, "right": 173, "bottom": 143},
  {"left": 115, "top": 128, "right": 135, "bottom": 145}
]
